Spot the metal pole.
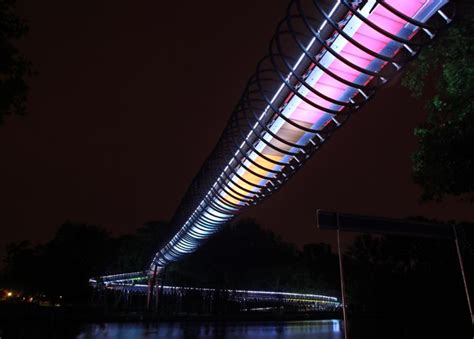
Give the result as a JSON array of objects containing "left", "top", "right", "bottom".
[
  {"left": 147, "top": 265, "right": 157, "bottom": 310},
  {"left": 337, "top": 213, "right": 348, "bottom": 339},
  {"left": 157, "top": 267, "right": 167, "bottom": 314},
  {"left": 155, "top": 277, "right": 160, "bottom": 312},
  {"left": 452, "top": 224, "right": 473, "bottom": 325}
]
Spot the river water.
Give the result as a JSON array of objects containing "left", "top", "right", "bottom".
[{"left": 77, "top": 320, "right": 343, "bottom": 338}]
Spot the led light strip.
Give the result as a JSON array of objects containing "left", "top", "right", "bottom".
[{"left": 104, "top": 283, "right": 339, "bottom": 303}]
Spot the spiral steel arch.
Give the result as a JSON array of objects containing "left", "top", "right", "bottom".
[{"left": 150, "top": 0, "right": 453, "bottom": 271}]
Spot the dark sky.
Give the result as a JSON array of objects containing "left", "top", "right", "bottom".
[{"left": 1, "top": 0, "right": 473, "bottom": 259}]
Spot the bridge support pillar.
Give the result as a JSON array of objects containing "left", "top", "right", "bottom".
[
  {"left": 147, "top": 265, "right": 157, "bottom": 310},
  {"left": 155, "top": 267, "right": 167, "bottom": 313}
]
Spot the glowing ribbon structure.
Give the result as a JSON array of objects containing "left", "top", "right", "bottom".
[{"left": 150, "top": 0, "right": 453, "bottom": 270}]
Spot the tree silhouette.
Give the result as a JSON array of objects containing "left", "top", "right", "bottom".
[
  {"left": 402, "top": 2, "right": 474, "bottom": 202},
  {"left": 345, "top": 231, "right": 473, "bottom": 338},
  {"left": 0, "top": 0, "right": 33, "bottom": 125},
  {"left": 111, "top": 220, "right": 173, "bottom": 272},
  {"left": 166, "top": 218, "right": 340, "bottom": 294},
  {"left": 0, "top": 220, "right": 173, "bottom": 300},
  {"left": 1, "top": 222, "right": 116, "bottom": 301}
]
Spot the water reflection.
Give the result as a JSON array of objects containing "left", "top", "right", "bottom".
[{"left": 77, "top": 320, "right": 342, "bottom": 339}]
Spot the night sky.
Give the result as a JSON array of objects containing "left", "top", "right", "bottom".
[{"left": 1, "top": 0, "right": 473, "bottom": 259}]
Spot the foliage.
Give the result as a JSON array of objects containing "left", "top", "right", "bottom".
[
  {"left": 1, "top": 222, "right": 116, "bottom": 300},
  {"left": 0, "top": 0, "right": 33, "bottom": 124},
  {"left": 166, "top": 219, "right": 340, "bottom": 295},
  {"left": 402, "top": 3, "right": 474, "bottom": 201},
  {"left": 0, "top": 220, "right": 172, "bottom": 301},
  {"left": 1, "top": 215, "right": 473, "bottom": 338},
  {"left": 0, "top": 218, "right": 340, "bottom": 301},
  {"left": 110, "top": 220, "right": 173, "bottom": 273},
  {"left": 345, "top": 227, "right": 474, "bottom": 338}
]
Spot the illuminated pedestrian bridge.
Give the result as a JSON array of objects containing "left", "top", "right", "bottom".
[
  {"left": 149, "top": 0, "right": 452, "bottom": 272},
  {"left": 90, "top": 273, "right": 340, "bottom": 310}
]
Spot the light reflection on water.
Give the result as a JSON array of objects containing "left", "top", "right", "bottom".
[{"left": 77, "top": 319, "right": 342, "bottom": 338}]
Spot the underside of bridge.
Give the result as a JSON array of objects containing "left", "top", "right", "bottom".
[{"left": 147, "top": 0, "right": 453, "bottom": 274}]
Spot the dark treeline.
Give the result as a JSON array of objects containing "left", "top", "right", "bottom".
[
  {"left": 165, "top": 219, "right": 340, "bottom": 295},
  {"left": 163, "top": 219, "right": 474, "bottom": 337},
  {"left": 0, "top": 218, "right": 340, "bottom": 300},
  {"left": 345, "top": 230, "right": 474, "bottom": 338},
  {"left": 0, "top": 220, "right": 173, "bottom": 301},
  {"left": 1, "top": 218, "right": 473, "bottom": 337}
]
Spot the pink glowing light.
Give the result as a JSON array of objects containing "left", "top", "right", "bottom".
[{"left": 290, "top": 0, "right": 428, "bottom": 125}]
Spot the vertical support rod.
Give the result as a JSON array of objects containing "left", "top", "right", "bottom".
[
  {"left": 452, "top": 224, "right": 473, "bottom": 325},
  {"left": 155, "top": 277, "right": 160, "bottom": 312},
  {"left": 147, "top": 265, "right": 157, "bottom": 310},
  {"left": 156, "top": 267, "right": 167, "bottom": 314},
  {"left": 337, "top": 213, "right": 348, "bottom": 339}
]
